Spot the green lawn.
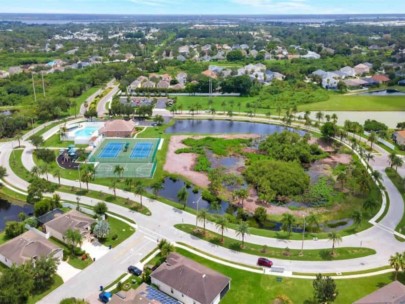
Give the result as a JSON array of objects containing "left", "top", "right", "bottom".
[
  {"left": 49, "top": 237, "right": 93, "bottom": 270},
  {"left": 0, "top": 232, "right": 7, "bottom": 246},
  {"left": 27, "top": 120, "right": 65, "bottom": 141},
  {"left": 385, "top": 168, "right": 405, "bottom": 239},
  {"left": 69, "top": 86, "right": 101, "bottom": 116},
  {"left": 100, "top": 216, "right": 135, "bottom": 248},
  {"left": 175, "top": 224, "right": 375, "bottom": 261},
  {"left": 27, "top": 275, "right": 64, "bottom": 304},
  {"left": 43, "top": 133, "right": 75, "bottom": 148},
  {"left": 175, "top": 247, "right": 402, "bottom": 304},
  {"left": 299, "top": 94, "right": 405, "bottom": 112}
]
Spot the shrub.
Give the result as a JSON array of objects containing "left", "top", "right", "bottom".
[
  {"left": 34, "top": 149, "right": 55, "bottom": 163},
  {"left": 5, "top": 221, "right": 25, "bottom": 238},
  {"left": 112, "top": 234, "right": 118, "bottom": 240}
]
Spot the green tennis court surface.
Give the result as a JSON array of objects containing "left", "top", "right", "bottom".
[{"left": 87, "top": 138, "right": 160, "bottom": 178}]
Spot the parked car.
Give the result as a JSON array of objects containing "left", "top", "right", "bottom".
[
  {"left": 128, "top": 265, "right": 142, "bottom": 276},
  {"left": 257, "top": 257, "right": 273, "bottom": 268},
  {"left": 99, "top": 291, "right": 112, "bottom": 303}
]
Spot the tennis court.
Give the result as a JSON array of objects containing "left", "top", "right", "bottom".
[
  {"left": 87, "top": 138, "right": 161, "bottom": 178},
  {"left": 98, "top": 142, "right": 124, "bottom": 158},
  {"left": 130, "top": 142, "right": 153, "bottom": 159}
]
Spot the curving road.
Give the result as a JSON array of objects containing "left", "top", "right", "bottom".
[{"left": 0, "top": 115, "right": 404, "bottom": 302}]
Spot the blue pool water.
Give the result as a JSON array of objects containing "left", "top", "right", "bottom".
[{"left": 73, "top": 126, "right": 99, "bottom": 137}]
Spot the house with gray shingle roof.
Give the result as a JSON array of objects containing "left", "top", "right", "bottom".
[{"left": 151, "top": 253, "right": 230, "bottom": 304}]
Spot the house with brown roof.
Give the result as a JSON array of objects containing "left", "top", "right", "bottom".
[
  {"left": 99, "top": 120, "right": 136, "bottom": 138},
  {"left": 372, "top": 74, "right": 390, "bottom": 84},
  {"left": 201, "top": 69, "right": 218, "bottom": 79},
  {"left": 151, "top": 253, "right": 230, "bottom": 304},
  {"left": 353, "top": 281, "right": 405, "bottom": 304},
  {"left": 0, "top": 230, "right": 63, "bottom": 267},
  {"left": 354, "top": 63, "right": 371, "bottom": 75},
  {"left": 142, "top": 80, "right": 156, "bottom": 88},
  {"left": 394, "top": 130, "right": 405, "bottom": 146},
  {"left": 157, "top": 80, "right": 170, "bottom": 89},
  {"left": 44, "top": 210, "right": 95, "bottom": 244}
]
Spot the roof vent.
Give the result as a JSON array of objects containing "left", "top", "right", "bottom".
[{"left": 202, "top": 274, "right": 206, "bottom": 278}]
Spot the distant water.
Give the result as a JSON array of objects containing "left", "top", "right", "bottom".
[
  {"left": 0, "top": 197, "right": 33, "bottom": 231},
  {"left": 1, "top": 14, "right": 405, "bottom": 24}
]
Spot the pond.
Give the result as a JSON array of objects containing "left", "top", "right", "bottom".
[
  {"left": 0, "top": 197, "right": 34, "bottom": 231},
  {"left": 166, "top": 119, "right": 306, "bottom": 136},
  {"left": 361, "top": 89, "right": 405, "bottom": 96}
]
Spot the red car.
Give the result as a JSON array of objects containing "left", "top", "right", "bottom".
[{"left": 257, "top": 257, "right": 273, "bottom": 268}]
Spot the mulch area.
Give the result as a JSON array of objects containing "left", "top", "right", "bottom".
[{"left": 57, "top": 152, "right": 80, "bottom": 170}]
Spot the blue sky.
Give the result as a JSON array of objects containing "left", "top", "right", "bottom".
[{"left": 1, "top": 0, "right": 405, "bottom": 15}]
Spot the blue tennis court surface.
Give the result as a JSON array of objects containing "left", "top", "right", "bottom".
[
  {"left": 99, "top": 142, "right": 124, "bottom": 158},
  {"left": 130, "top": 142, "right": 153, "bottom": 159}
]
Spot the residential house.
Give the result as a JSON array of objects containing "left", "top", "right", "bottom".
[
  {"left": 0, "top": 70, "right": 9, "bottom": 78},
  {"left": 394, "top": 130, "right": 405, "bottom": 146},
  {"left": 322, "top": 76, "right": 339, "bottom": 89},
  {"left": 301, "top": 51, "right": 321, "bottom": 59},
  {"left": 178, "top": 45, "right": 190, "bottom": 56},
  {"left": 157, "top": 80, "right": 170, "bottom": 89},
  {"left": 208, "top": 65, "right": 223, "bottom": 74},
  {"left": 128, "top": 80, "right": 142, "bottom": 94},
  {"left": 240, "top": 44, "right": 249, "bottom": 50},
  {"left": 212, "top": 51, "right": 226, "bottom": 60},
  {"left": 221, "top": 69, "right": 232, "bottom": 78},
  {"left": 44, "top": 210, "right": 95, "bottom": 243},
  {"left": 200, "top": 55, "right": 211, "bottom": 62},
  {"left": 361, "top": 77, "right": 379, "bottom": 87},
  {"left": 176, "top": 72, "right": 188, "bottom": 84},
  {"left": 176, "top": 55, "right": 186, "bottom": 62},
  {"left": 354, "top": 63, "right": 371, "bottom": 75},
  {"left": 312, "top": 69, "right": 327, "bottom": 78},
  {"left": 249, "top": 50, "right": 258, "bottom": 58},
  {"left": 37, "top": 208, "right": 64, "bottom": 226},
  {"left": 237, "top": 67, "right": 247, "bottom": 76},
  {"left": 272, "top": 72, "right": 286, "bottom": 81},
  {"left": 343, "top": 79, "right": 368, "bottom": 88},
  {"left": 171, "top": 83, "right": 185, "bottom": 90},
  {"left": 151, "top": 253, "right": 231, "bottom": 304},
  {"left": 110, "top": 283, "right": 179, "bottom": 304},
  {"left": 142, "top": 80, "right": 156, "bottom": 88},
  {"left": 372, "top": 74, "right": 390, "bottom": 84},
  {"left": 202, "top": 70, "right": 218, "bottom": 79},
  {"left": 201, "top": 44, "right": 211, "bottom": 52},
  {"left": 0, "top": 230, "right": 63, "bottom": 267},
  {"left": 8, "top": 66, "right": 22, "bottom": 75},
  {"left": 353, "top": 281, "right": 405, "bottom": 304},
  {"left": 136, "top": 76, "right": 149, "bottom": 83},
  {"left": 161, "top": 74, "right": 172, "bottom": 82},
  {"left": 339, "top": 66, "right": 357, "bottom": 77}
]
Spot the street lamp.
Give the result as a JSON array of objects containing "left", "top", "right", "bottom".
[
  {"left": 300, "top": 215, "right": 306, "bottom": 256},
  {"left": 193, "top": 196, "right": 202, "bottom": 228}
]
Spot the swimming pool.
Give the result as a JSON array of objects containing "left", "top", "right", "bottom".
[{"left": 73, "top": 126, "right": 100, "bottom": 137}]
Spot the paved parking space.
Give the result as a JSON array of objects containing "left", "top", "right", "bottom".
[
  {"left": 57, "top": 261, "right": 81, "bottom": 282},
  {"left": 82, "top": 240, "right": 110, "bottom": 260}
]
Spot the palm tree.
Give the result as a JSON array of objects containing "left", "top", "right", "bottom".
[
  {"left": 368, "top": 131, "right": 377, "bottom": 149},
  {"left": 315, "top": 111, "right": 323, "bottom": 123},
  {"left": 40, "top": 164, "right": 49, "bottom": 181},
  {"left": 151, "top": 181, "right": 163, "bottom": 197},
  {"left": 276, "top": 105, "right": 282, "bottom": 118},
  {"left": 110, "top": 179, "right": 118, "bottom": 197},
  {"left": 336, "top": 171, "right": 347, "bottom": 189},
  {"left": 389, "top": 252, "right": 404, "bottom": 280},
  {"left": 234, "top": 188, "right": 248, "bottom": 208},
  {"left": 209, "top": 107, "right": 216, "bottom": 116},
  {"left": 64, "top": 229, "right": 83, "bottom": 255},
  {"left": 178, "top": 104, "right": 183, "bottom": 114},
  {"left": 306, "top": 213, "right": 320, "bottom": 232},
  {"left": 281, "top": 213, "right": 296, "bottom": 236},
  {"left": 388, "top": 152, "right": 397, "bottom": 168},
  {"left": 197, "top": 209, "right": 208, "bottom": 235},
  {"left": 392, "top": 156, "right": 404, "bottom": 172},
  {"left": 365, "top": 152, "right": 374, "bottom": 163},
  {"left": 227, "top": 110, "right": 233, "bottom": 120},
  {"left": 113, "top": 165, "right": 124, "bottom": 179},
  {"left": 31, "top": 166, "right": 41, "bottom": 177},
  {"left": 325, "top": 114, "right": 331, "bottom": 122},
  {"left": 328, "top": 232, "right": 342, "bottom": 256},
  {"left": 331, "top": 113, "right": 338, "bottom": 124},
  {"left": 372, "top": 170, "right": 382, "bottom": 182},
  {"left": 53, "top": 168, "right": 61, "bottom": 185},
  {"left": 125, "top": 178, "right": 136, "bottom": 191},
  {"left": 0, "top": 166, "right": 6, "bottom": 180},
  {"left": 215, "top": 216, "right": 228, "bottom": 243},
  {"left": 15, "top": 131, "right": 22, "bottom": 148},
  {"left": 351, "top": 210, "right": 362, "bottom": 228},
  {"left": 177, "top": 186, "right": 188, "bottom": 209},
  {"left": 134, "top": 180, "right": 145, "bottom": 207},
  {"left": 236, "top": 221, "right": 250, "bottom": 248},
  {"left": 363, "top": 198, "right": 379, "bottom": 212}
]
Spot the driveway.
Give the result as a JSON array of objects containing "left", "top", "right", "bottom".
[
  {"left": 82, "top": 240, "right": 110, "bottom": 260},
  {"left": 57, "top": 261, "right": 81, "bottom": 282}
]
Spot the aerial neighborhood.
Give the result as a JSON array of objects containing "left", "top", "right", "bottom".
[{"left": 1, "top": 9, "right": 405, "bottom": 304}]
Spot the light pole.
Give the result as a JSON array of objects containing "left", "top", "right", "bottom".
[
  {"left": 76, "top": 196, "right": 81, "bottom": 211},
  {"left": 193, "top": 196, "right": 202, "bottom": 228},
  {"left": 300, "top": 215, "right": 306, "bottom": 256}
]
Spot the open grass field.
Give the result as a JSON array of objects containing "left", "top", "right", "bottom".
[
  {"left": 298, "top": 94, "right": 405, "bottom": 112},
  {"left": 175, "top": 224, "right": 375, "bottom": 261},
  {"left": 176, "top": 247, "right": 402, "bottom": 304},
  {"left": 100, "top": 216, "right": 135, "bottom": 248}
]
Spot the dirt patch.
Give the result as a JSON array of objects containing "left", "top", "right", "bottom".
[
  {"left": 309, "top": 137, "right": 335, "bottom": 152},
  {"left": 164, "top": 134, "right": 259, "bottom": 188}
]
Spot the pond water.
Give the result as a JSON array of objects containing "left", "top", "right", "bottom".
[
  {"left": 166, "top": 119, "right": 306, "bottom": 136},
  {"left": 361, "top": 89, "right": 405, "bottom": 96},
  {"left": 0, "top": 197, "right": 34, "bottom": 231}
]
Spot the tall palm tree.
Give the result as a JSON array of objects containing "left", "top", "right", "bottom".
[
  {"left": 215, "top": 216, "right": 228, "bottom": 243},
  {"left": 110, "top": 179, "right": 118, "bottom": 197},
  {"left": 151, "top": 181, "right": 163, "bottom": 197},
  {"left": 351, "top": 210, "right": 362, "bottom": 228},
  {"left": 281, "top": 213, "right": 296, "bottom": 236},
  {"left": 113, "top": 165, "right": 124, "bottom": 179},
  {"left": 328, "top": 232, "right": 342, "bottom": 256},
  {"left": 365, "top": 152, "right": 374, "bottom": 163},
  {"left": 389, "top": 252, "right": 404, "bottom": 280},
  {"left": 331, "top": 113, "right": 338, "bottom": 124},
  {"left": 368, "top": 131, "right": 377, "bottom": 149},
  {"left": 197, "top": 209, "right": 208, "bottom": 235},
  {"left": 31, "top": 166, "right": 41, "bottom": 177},
  {"left": 40, "top": 164, "right": 49, "bottom": 181},
  {"left": 53, "top": 168, "right": 61, "bottom": 185},
  {"left": 234, "top": 188, "right": 248, "bottom": 208},
  {"left": 315, "top": 111, "right": 323, "bottom": 123},
  {"left": 177, "top": 186, "right": 188, "bottom": 209},
  {"left": 336, "top": 171, "right": 347, "bottom": 189},
  {"left": 236, "top": 221, "right": 250, "bottom": 248},
  {"left": 388, "top": 152, "right": 397, "bottom": 168},
  {"left": 64, "top": 229, "right": 83, "bottom": 255},
  {"left": 306, "top": 213, "right": 320, "bottom": 232},
  {"left": 134, "top": 180, "right": 145, "bottom": 207},
  {"left": 371, "top": 170, "right": 382, "bottom": 182},
  {"left": 15, "top": 131, "right": 22, "bottom": 148},
  {"left": 392, "top": 156, "right": 404, "bottom": 172}
]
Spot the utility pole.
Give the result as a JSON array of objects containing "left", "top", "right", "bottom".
[
  {"left": 32, "top": 73, "right": 37, "bottom": 102},
  {"left": 41, "top": 71, "right": 46, "bottom": 97},
  {"left": 300, "top": 215, "right": 306, "bottom": 256}
]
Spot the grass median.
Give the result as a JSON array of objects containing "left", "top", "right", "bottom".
[
  {"left": 175, "top": 224, "right": 376, "bottom": 261},
  {"left": 385, "top": 168, "right": 405, "bottom": 240}
]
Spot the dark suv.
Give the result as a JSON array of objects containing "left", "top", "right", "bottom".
[
  {"left": 257, "top": 257, "right": 273, "bottom": 268},
  {"left": 128, "top": 265, "right": 142, "bottom": 276}
]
